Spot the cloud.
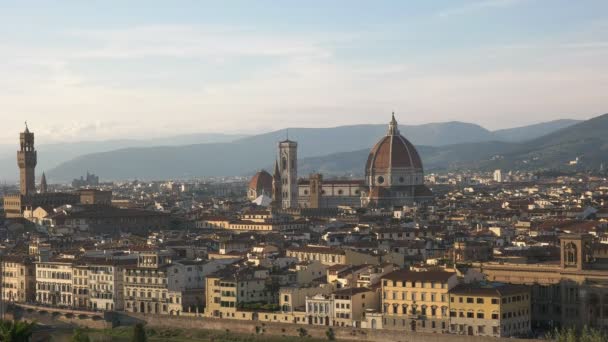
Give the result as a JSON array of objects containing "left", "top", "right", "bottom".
[
  {"left": 1, "top": 16, "right": 608, "bottom": 143},
  {"left": 437, "top": 0, "right": 527, "bottom": 17},
  {"left": 65, "top": 25, "right": 333, "bottom": 60}
]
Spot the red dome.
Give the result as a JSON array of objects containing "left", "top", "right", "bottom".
[
  {"left": 365, "top": 133, "right": 423, "bottom": 172},
  {"left": 248, "top": 170, "right": 273, "bottom": 192}
]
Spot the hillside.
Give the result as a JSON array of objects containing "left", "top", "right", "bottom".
[
  {"left": 0, "top": 133, "right": 246, "bottom": 182},
  {"left": 492, "top": 119, "right": 581, "bottom": 142},
  {"left": 478, "top": 113, "right": 608, "bottom": 170},
  {"left": 46, "top": 121, "right": 495, "bottom": 181},
  {"left": 298, "top": 142, "right": 518, "bottom": 176},
  {"left": 41, "top": 117, "right": 588, "bottom": 181}
]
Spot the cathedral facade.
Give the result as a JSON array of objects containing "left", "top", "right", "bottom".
[{"left": 250, "top": 113, "right": 433, "bottom": 209}]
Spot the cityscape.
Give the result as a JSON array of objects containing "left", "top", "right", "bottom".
[{"left": 2, "top": 2, "right": 608, "bottom": 342}]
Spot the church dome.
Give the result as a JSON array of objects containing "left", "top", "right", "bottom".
[
  {"left": 365, "top": 113, "right": 424, "bottom": 187},
  {"left": 248, "top": 170, "right": 273, "bottom": 193}
]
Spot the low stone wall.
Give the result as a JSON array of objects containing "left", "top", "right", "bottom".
[
  {"left": 113, "top": 312, "right": 542, "bottom": 342},
  {"left": 9, "top": 305, "right": 543, "bottom": 342},
  {"left": 9, "top": 305, "right": 112, "bottom": 330}
]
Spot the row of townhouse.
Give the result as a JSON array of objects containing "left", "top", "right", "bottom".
[
  {"left": 2, "top": 250, "right": 235, "bottom": 315},
  {"left": 203, "top": 268, "right": 531, "bottom": 338}
]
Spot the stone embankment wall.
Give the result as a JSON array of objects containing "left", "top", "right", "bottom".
[
  {"left": 113, "top": 312, "right": 542, "bottom": 342},
  {"left": 9, "top": 305, "right": 543, "bottom": 342},
  {"left": 8, "top": 304, "right": 111, "bottom": 330}
]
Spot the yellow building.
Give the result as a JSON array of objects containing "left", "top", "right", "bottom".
[
  {"left": 381, "top": 270, "right": 457, "bottom": 333},
  {"left": 72, "top": 264, "right": 89, "bottom": 309},
  {"left": 1, "top": 256, "right": 35, "bottom": 303},
  {"left": 204, "top": 267, "right": 271, "bottom": 319},
  {"left": 332, "top": 287, "right": 380, "bottom": 328},
  {"left": 449, "top": 283, "right": 531, "bottom": 337},
  {"left": 286, "top": 246, "right": 380, "bottom": 266}
]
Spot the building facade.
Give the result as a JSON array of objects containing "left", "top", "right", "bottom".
[
  {"left": 1, "top": 256, "right": 36, "bottom": 303},
  {"left": 449, "top": 283, "right": 531, "bottom": 337},
  {"left": 479, "top": 234, "right": 608, "bottom": 330},
  {"left": 381, "top": 270, "right": 457, "bottom": 333},
  {"left": 35, "top": 259, "right": 75, "bottom": 307}
]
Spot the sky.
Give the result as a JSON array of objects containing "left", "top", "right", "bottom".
[{"left": 1, "top": 0, "right": 608, "bottom": 144}]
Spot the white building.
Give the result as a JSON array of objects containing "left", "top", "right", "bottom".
[
  {"left": 35, "top": 259, "right": 75, "bottom": 307},
  {"left": 493, "top": 169, "right": 503, "bottom": 183}
]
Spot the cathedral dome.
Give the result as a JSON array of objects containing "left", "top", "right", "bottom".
[
  {"left": 248, "top": 170, "right": 272, "bottom": 198},
  {"left": 365, "top": 113, "right": 424, "bottom": 187}
]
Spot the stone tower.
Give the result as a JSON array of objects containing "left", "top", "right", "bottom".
[
  {"left": 560, "top": 234, "right": 594, "bottom": 271},
  {"left": 40, "top": 172, "right": 48, "bottom": 194},
  {"left": 309, "top": 173, "right": 323, "bottom": 209},
  {"left": 271, "top": 160, "right": 282, "bottom": 209},
  {"left": 17, "top": 123, "right": 37, "bottom": 196},
  {"left": 278, "top": 139, "right": 298, "bottom": 209}
]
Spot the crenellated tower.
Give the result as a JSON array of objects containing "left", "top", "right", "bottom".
[{"left": 17, "top": 122, "right": 37, "bottom": 196}]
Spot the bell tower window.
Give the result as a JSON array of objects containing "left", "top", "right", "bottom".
[{"left": 565, "top": 242, "right": 577, "bottom": 266}]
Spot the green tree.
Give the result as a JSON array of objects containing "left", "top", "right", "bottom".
[
  {"left": 548, "top": 326, "right": 607, "bottom": 342},
  {"left": 131, "top": 323, "right": 147, "bottom": 342},
  {"left": 325, "top": 328, "right": 335, "bottom": 340},
  {"left": 71, "top": 328, "right": 90, "bottom": 342},
  {"left": 0, "top": 320, "right": 36, "bottom": 342}
]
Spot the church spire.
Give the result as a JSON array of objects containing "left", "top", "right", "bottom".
[
  {"left": 387, "top": 112, "right": 399, "bottom": 135},
  {"left": 40, "top": 172, "right": 48, "bottom": 193}
]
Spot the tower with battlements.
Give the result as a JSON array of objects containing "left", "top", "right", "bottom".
[{"left": 17, "top": 123, "right": 37, "bottom": 196}]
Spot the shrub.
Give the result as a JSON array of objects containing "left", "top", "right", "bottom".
[{"left": 131, "top": 323, "right": 147, "bottom": 342}]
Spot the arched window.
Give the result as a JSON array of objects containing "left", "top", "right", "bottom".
[{"left": 565, "top": 242, "right": 577, "bottom": 265}]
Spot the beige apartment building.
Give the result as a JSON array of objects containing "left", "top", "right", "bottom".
[
  {"left": 332, "top": 287, "right": 380, "bottom": 327},
  {"left": 35, "top": 258, "right": 75, "bottom": 307},
  {"left": 123, "top": 251, "right": 177, "bottom": 315},
  {"left": 204, "top": 267, "right": 271, "bottom": 319},
  {"left": 72, "top": 264, "right": 89, "bottom": 309},
  {"left": 88, "top": 259, "right": 135, "bottom": 311},
  {"left": 449, "top": 283, "right": 531, "bottom": 337},
  {"left": 1, "top": 256, "right": 36, "bottom": 303},
  {"left": 286, "top": 246, "right": 380, "bottom": 266},
  {"left": 381, "top": 270, "right": 457, "bottom": 333}
]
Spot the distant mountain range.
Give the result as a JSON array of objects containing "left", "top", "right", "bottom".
[
  {"left": 300, "top": 115, "right": 608, "bottom": 174},
  {"left": 0, "top": 133, "right": 247, "bottom": 182},
  {"left": 33, "top": 117, "right": 589, "bottom": 182}
]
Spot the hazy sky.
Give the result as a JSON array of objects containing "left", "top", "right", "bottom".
[{"left": 1, "top": 0, "right": 607, "bottom": 144}]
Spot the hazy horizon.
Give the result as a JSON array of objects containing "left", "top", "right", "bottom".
[
  {"left": 0, "top": 116, "right": 589, "bottom": 147},
  {"left": 2, "top": 1, "right": 608, "bottom": 144}
]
